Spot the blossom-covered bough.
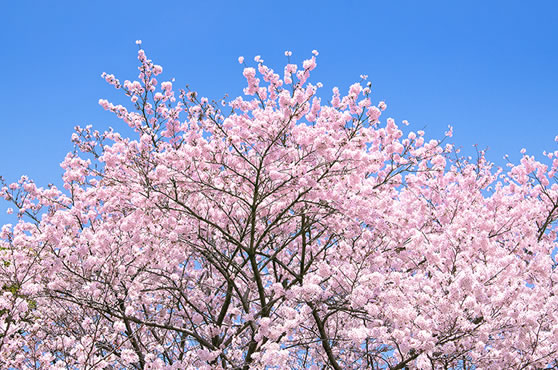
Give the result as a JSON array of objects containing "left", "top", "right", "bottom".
[{"left": 1, "top": 44, "right": 558, "bottom": 369}]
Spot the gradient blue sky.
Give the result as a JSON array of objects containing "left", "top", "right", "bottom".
[{"left": 1, "top": 1, "right": 557, "bottom": 224}]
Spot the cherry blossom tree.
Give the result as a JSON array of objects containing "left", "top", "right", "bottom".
[{"left": 1, "top": 44, "right": 558, "bottom": 369}]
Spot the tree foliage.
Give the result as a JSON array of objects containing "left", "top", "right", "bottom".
[{"left": 1, "top": 46, "right": 558, "bottom": 369}]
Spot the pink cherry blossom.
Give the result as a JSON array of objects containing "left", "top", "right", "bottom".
[{"left": 0, "top": 47, "right": 557, "bottom": 370}]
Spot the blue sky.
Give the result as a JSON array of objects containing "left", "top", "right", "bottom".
[{"left": 0, "top": 0, "right": 557, "bottom": 224}]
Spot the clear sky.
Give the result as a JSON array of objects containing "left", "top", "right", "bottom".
[{"left": 0, "top": 0, "right": 557, "bottom": 225}]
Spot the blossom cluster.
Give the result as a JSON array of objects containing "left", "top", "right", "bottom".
[{"left": 0, "top": 45, "right": 557, "bottom": 369}]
